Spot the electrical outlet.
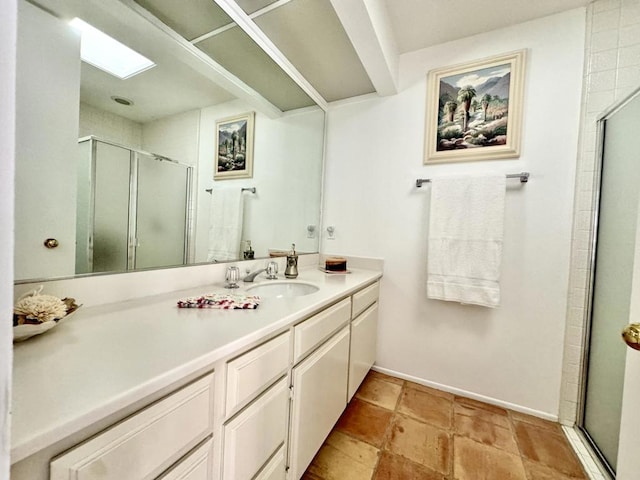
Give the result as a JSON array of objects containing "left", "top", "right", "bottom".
[
  {"left": 326, "top": 226, "right": 335, "bottom": 240},
  {"left": 306, "top": 225, "right": 316, "bottom": 239}
]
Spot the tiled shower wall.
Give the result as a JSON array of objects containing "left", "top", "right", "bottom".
[
  {"left": 78, "top": 102, "right": 143, "bottom": 148},
  {"left": 560, "top": 0, "right": 640, "bottom": 425}
]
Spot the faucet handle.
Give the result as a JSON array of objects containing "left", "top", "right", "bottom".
[
  {"left": 225, "top": 266, "right": 240, "bottom": 288},
  {"left": 266, "top": 261, "right": 278, "bottom": 279}
]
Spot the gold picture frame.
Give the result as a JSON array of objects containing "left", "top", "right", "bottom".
[
  {"left": 424, "top": 50, "right": 526, "bottom": 164},
  {"left": 214, "top": 112, "right": 255, "bottom": 180}
]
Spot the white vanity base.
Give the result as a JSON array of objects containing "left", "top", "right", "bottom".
[{"left": 11, "top": 259, "right": 382, "bottom": 480}]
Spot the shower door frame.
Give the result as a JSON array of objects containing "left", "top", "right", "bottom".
[
  {"left": 575, "top": 112, "right": 613, "bottom": 479},
  {"left": 576, "top": 86, "right": 640, "bottom": 479},
  {"left": 80, "top": 136, "right": 193, "bottom": 273}
]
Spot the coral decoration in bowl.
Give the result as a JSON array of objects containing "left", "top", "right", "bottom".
[{"left": 13, "top": 287, "right": 81, "bottom": 342}]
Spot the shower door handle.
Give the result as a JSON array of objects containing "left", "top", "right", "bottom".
[{"left": 622, "top": 323, "right": 640, "bottom": 350}]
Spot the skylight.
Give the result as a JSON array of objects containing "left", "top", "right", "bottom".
[{"left": 70, "top": 18, "right": 155, "bottom": 80}]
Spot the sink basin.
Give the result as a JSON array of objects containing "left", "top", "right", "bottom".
[{"left": 247, "top": 281, "right": 319, "bottom": 298}]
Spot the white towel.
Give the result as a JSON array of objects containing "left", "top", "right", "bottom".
[
  {"left": 207, "top": 188, "right": 244, "bottom": 262},
  {"left": 427, "top": 174, "right": 506, "bottom": 308}
]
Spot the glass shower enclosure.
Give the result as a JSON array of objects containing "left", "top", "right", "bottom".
[
  {"left": 579, "top": 91, "right": 640, "bottom": 476},
  {"left": 76, "top": 137, "right": 193, "bottom": 274}
]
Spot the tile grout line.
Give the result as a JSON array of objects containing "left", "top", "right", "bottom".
[
  {"left": 369, "top": 375, "right": 454, "bottom": 479},
  {"left": 506, "top": 411, "right": 527, "bottom": 479},
  {"left": 348, "top": 374, "right": 408, "bottom": 479},
  {"left": 395, "top": 378, "right": 455, "bottom": 480},
  {"left": 368, "top": 379, "right": 404, "bottom": 480},
  {"left": 507, "top": 410, "right": 536, "bottom": 480},
  {"left": 448, "top": 396, "right": 455, "bottom": 479}
]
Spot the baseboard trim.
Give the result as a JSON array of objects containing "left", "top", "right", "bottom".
[{"left": 371, "top": 365, "right": 558, "bottom": 422}]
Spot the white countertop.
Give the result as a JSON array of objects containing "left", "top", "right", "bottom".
[{"left": 11, "top": 266, "right": 382, "bottom": 463}]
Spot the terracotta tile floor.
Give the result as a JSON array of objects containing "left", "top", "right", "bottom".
[{"left": 302, "top": 371, "right": 588, "bottom": 480}]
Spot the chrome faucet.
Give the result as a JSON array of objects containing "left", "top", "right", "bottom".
[
  {"left": 243, "top": 261, "right": 278, "bottom": 282},
  {"left": 243, "top": 268, "right": 264, "bottom": 282}
]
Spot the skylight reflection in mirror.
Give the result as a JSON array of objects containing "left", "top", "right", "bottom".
[{"left": 70, "top": 17, "right": 156, "bottom": 79}]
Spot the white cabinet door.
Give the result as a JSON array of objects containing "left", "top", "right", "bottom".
[
  {"left": 222, "top": 377, "right": 289, "bottom": 480},
  {"left": 289, "top": 326, "right": 350, "bottom": 480},
  {"left": 348, "top": 303, "right": 378, "bottom": 401}
]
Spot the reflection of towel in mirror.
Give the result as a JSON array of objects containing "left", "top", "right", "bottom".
[
  {"left": 207, "top": 188, "right": 244, "bottom": 262},
  {"left": 427, "top": 174, "right": 506, "bottom": 308}
]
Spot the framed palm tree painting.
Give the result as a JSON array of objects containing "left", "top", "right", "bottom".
[
  {"left": 214, "top": 112, "right": 255, "bottom": 179},
  {"left": 424, "top": 50, "right": 526, "bottom": 164}
]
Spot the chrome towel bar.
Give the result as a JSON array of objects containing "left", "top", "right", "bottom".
[
  {"left": 205, "top": 187, "right": 257, "bottom": 194},
  {"left": 416, "top": 172, "right": 529, "bottom": 188}
]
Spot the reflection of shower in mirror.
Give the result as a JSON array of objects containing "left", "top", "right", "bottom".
[{"left": 75, "top": 137, "right": 192, "bottom": 275}]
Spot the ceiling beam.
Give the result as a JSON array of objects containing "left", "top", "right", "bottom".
[
  {"left": 329, "top": 0, "right": 398, "bottom": 97},
  {"left": 119, "top": 0, "right": 285, "bottom": 119},
  {"left": 213, "top": 0, "right": 328, "bottom": 111}
]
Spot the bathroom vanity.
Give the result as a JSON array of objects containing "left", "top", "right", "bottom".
[{"left": 10, "top": 265, "right": 381, "bottom": 480}]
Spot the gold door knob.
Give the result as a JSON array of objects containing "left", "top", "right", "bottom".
[
  {"left": 622, "top": 323, "right": 640, "bottom": 351},
  {"left": 43, "top": 238, "right": 59, "bottom": 249}
]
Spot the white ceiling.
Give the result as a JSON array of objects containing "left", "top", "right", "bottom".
[
  {"left": 383, "top": 0, "right": 592, "bottom": 54},
  {"left": 27, "top": 0, "right": 592, "bottom": 124},
  {"left": 331, "top": 0, "right": 592, "bottom": 99}
]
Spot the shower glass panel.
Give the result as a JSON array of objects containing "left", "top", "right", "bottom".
[
  {"left": 90, "top": 141, "right": 132, "bottom": 273},
  {"left": 75, "top": 139, "right": 93, "bottom": 274},
  {"left": 135, "top": 153, "right": 190, "bottom": 269},
  {"left": 76, "top": 137, "right": 192, "bottom": 274},
  {"left": 581, "top": 93, "right": 640, "bottom": 473}
]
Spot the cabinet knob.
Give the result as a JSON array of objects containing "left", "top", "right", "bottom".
[{"left": 43, "top": 238, "right": 59, "bottom": 249}]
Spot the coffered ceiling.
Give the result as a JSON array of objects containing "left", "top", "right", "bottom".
[
  {"left": 29, "top": 0, "right": 592, "bottom": 122},
  {"left": 156, "top": 0, "right": 591, "bottom": 109}
]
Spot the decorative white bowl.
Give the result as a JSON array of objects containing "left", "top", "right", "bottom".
[
  {"left": 13, "top": 304, "right": 80, "bottom": 343},
  {"left": 13, "top": 321, "right": 59, "bottom": 342}
]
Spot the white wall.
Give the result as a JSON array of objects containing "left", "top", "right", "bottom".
[
  {"left": 79, "top": 102, "right": 142, "bottom": 148},
  {"left": 323, "top": 9, "right": 586, "bottom": 418},
  {"left": 0, "top": 1, "right": 16, "bottom": 475}
]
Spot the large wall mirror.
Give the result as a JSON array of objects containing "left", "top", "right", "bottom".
[{"left": 15, "top": 0, "right": 326, "bottom": 282}]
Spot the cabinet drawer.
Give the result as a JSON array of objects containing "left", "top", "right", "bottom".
[
  {"left": 159, "top": 438, "right": 212, "bottom": 480},
  {"left": 255, "top": 445, "right": 286, "bottom": 480},
  {"left": 223, "top": 377, "right": 289, "bottom": 480},
  {"left": 348, "top": 303, "right": 378, "bottom": 400},
  {"left": 226, "top": 331, "right": 290, "bottom": 416},
  {"left": 50, "top": 373, "right": 214, "bottom": 480},
  {"left": 293, "top": 298, "right": 350, "bottom": 363},
  {"left": 352, "top": 281, "right": 379, "bottom": 318}
]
